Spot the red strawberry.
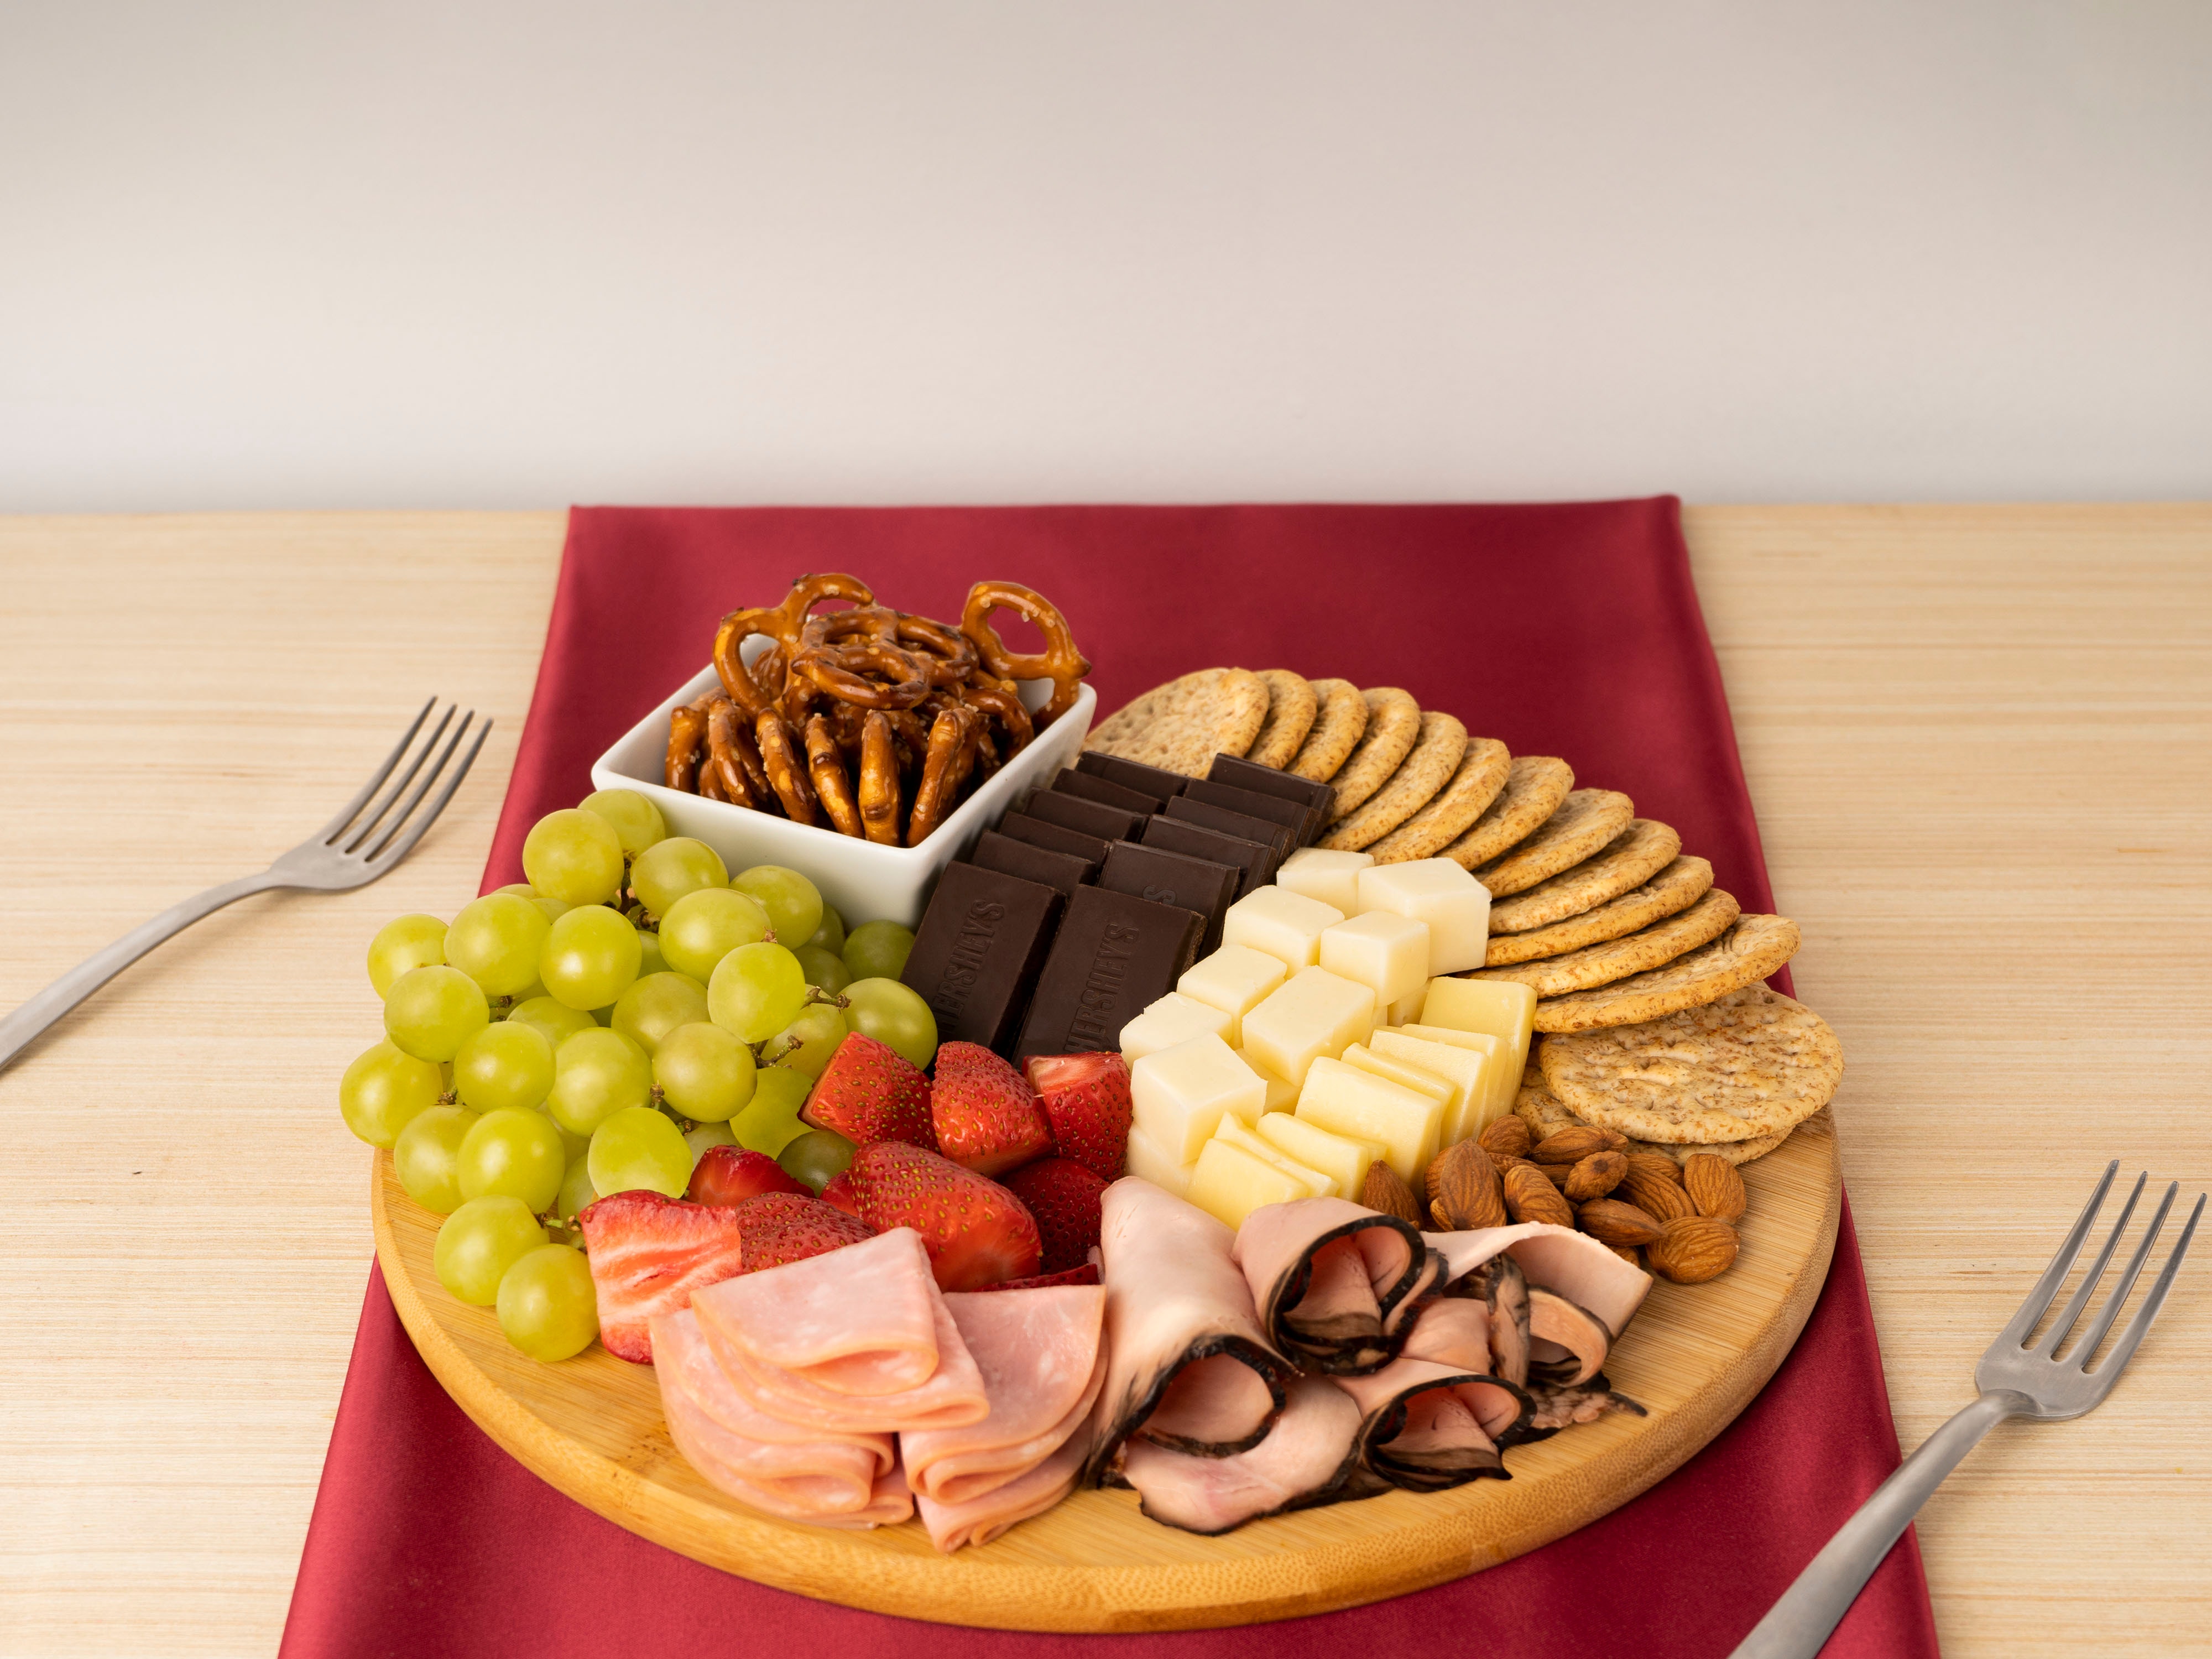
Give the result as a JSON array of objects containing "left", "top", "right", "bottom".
[
  {"left": 846, "top": 1140, "right": 1041, "bottom": 1291},
  {"left": 686, "top": 1145, "right": 810, "bottom": 1208},
  {"left": 1001, "top": 1156, "right": 1108, "bottom": 1274},
  {"left": 804, "top": 1034, "right": 936, "bottom": 1149},
  {"left": 930, "top": 1041, "right": 1052, "bottom": 1176},
  {"left": 1024, "top": 1051, "right": 1133, "bottom": 1180},
  {"left": 977, "top": 1263, "right": 1101, "bottom": 1292},
  {"left": 732, "top": 1191, "right": 875, "bottom": 1273},
  {"left": 818, "top": 1169, "right": 862, "bottom": 1218},
  {"left": 576, "top": 1190, "right": 747, "bottom": 1364}
]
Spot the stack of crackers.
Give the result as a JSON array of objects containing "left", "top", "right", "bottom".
[{"left": 1085, "top": 667, "right": 1843, "bottom": 1167}]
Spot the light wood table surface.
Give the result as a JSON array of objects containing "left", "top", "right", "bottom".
[{"left": 2, "top": 506, "right": 2206, "bottom": 1657}]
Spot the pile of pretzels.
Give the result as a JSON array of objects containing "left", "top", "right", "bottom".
[{"left": 664, "top": 573, "right": 1089, "bottom": 847}]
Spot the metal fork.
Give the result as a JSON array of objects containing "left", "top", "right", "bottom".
[
  {"left": 1732, "top": 1160, "right": 2205, "bottom": 1658},
  {"left": 0, "top": 699, "right": 488, "bottom": 1076}
]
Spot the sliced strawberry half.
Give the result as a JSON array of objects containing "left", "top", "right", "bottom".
[
  {"left": 686, "top": 1144, "right": 810, "bottom": 1208},
  {"left": 846, "top": 1140, "right": 1042, "bottom": 1291},
  {"left": 1024, "top": 1050, "right": 1133, "bottom": 1181},
  {"left": 817, "top": 1169, "right": 863, "bottom": 1218},
  {"left": 804, "top": 1032, "right": 936, "bottom": 1149},
  {"left": 1001, "top": 1155, "right": 1109, "bottom": 1275},
  {"left": 931, "top": 1041, "right": 1052, "bottom": 1176},
  {"left": 975, "top": 1263, "right": 1100, "bottom": 1292},
  {"left": 576, "top": 1190, "right": 747, "bottom": 1364}
]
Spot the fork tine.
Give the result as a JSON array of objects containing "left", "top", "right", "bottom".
[
  {"left": 368, "top": 716, "right": 489, "bottom": 868},
  {"left": 318, "top": 697, "right": 435, "bottom": 841},
  {"left": 1998, "top": 1160, "right": 2119, "bottom": 1347},
  {"left": 342, "top": 703, "right": 456, "bottom": 853},
  {"left": 2090, "top": 1192, "right": 2206, "bottom": 1380},
  {"left": 2064, "top": 1180, "right": 2178, "bottom": 1368},
  {"left": 2033, "top": 1170, "right": 2146, "bottom": 1356},
  {"left": 361, "top": 710, "right": 474, "bottom": 862}
]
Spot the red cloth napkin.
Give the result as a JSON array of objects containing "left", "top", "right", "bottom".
[{"left": 282, "top": 500, "right": 1937, "bottom": 1659}]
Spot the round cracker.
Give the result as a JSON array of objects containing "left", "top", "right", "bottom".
[
  {"left": 1514, "top": 1078, "right": 1787, "bottom": 1166},
  {"left": 1082, "top": 668, "right": 1270, "bottom": 778},
  {"left": 1318, "top": 711, "right": 1467, "bottom": 851},
  {"left": 1365, "top": 737, "right": 1513, "bottom": 863},
  {"left": 1441, "top": 755, "right": 1573, "bottom": 869},
  {"left": 1530, "top": 913, "right": 1802, "bottom": 1034},
  {"left": 1245, "top": 670, "right": 1319, "bottom": 769},
  {"left": 1467, "top": 889, "right": 1740, "bottom": 997},
  {"left": 1322, "top": 688, "right": 1422, "bottom": 820},
  {"left": 1537, "top": 984, "right": 1842, "bottom": 1144},
  {"left": 1475, "top": 789, "right": 1636, "bottom": 897},
  {"left": 1286, "top": 679, "right": 1369, "bottom": 782},
  {"left": 1489, "top": 819, "right": 1682, "bottom": 934},
  {"left": 1485, "top": 855, "right": 1715, "bottom": 966}
]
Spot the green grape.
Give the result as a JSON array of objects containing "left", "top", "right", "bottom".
[
  {"left": 393, "top": 1103, "right": 481, "bottom": 1214},
  {"left": 554, "top": 1152, "right": 598, "bottom": 1220},
  {"left": 536, "top": 1103, "right": 589, "bottom": 1160},
  {"left": 707, "top": 941, "right": 808, "bottom": 1043},
  {"left": 842, "top": 976, "right": 936, "bottom": 1069},
  {"left": 497, "top": 1243, "right": 600, "bottom": 1361},
  {"left": 730, "top": 1063, "right": 812, "bottom": 1156},
  {"left": 652, "top": 1022, "right": 756, "bottom": 1122},
  {"left": 632, "top": 837, "right": 728, "bottom": 918},
  {"left": 659, "top": 888, "right": 771, "bottom": 981},
  {"left": 778, "top": 1128, "right": 855, "bottom": 1194},
  {"left": 732, "top": 865, "right": 823, "bottom": 947},
  {"left": 496, "top": 883, "right": 535, "bottom": 896},
  {"left": 611, "top": 971, "right": 710, "bottom": 1056},
  {"left": 795, "top": 945, "right": 850, "bottom": 995},
  {"left": 443, "top": 893, "right": 552, "bottom": 997},
  {"left": 507, "top": 994, "right": 597, "bottom": 1051},
  {"left": 547, "top": 1027, "right": 652, "bottom": 1135},
  {"left": 804, "top": 904, "right": 847, "bottom": 956},
  {"left": 588, "top": 1105, "right": 693, "bottom": 1198},
  {"left": 635, "top": 928, "right": 669, "bottom": 978},
  {"left": 451, "top": 1020, "right": 556, "bottom": 1113},
  {"left": 580, "top": 787, "right": 666, "bottom": 857},
  {"left": 522, "top": 808, "right": 626, "bottom": 906},
  {"left": 683, "top": 1118, "right": 737, "bottom": 1165},
  {"left": 529, "top": 895, "right": 572, "bottom": 925},
  {"left": 367, "top": 914, "right": 447, "bottom": 998},
  {"left": 435, "top": 1197, "right": 547, "bottom": 1305},
  {"left": 382, "top": 965, "right": 491, "bottom": 1063},
  {"left": 539, "top": 904, "right": 643, "bottom": 1011},
  {"left": 842, "top": 920, "right": 916, "bottom": 982},
  {"left": 456, "top": 1107, "right": 567, "bottom": 1212},
  {"left": 338, "top": 1039, "right": 445, "bottom": 1147},
  {"left": 768, "top": 1003, "right": 848, "bottom": 1083}
]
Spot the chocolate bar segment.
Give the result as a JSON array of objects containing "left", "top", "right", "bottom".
[
  {"left": 1164, "top": 795, "right": 1296, "bottom": 867},
  {"left": 1074, "top": 750, "right": 1190, "bottom": 808},
  {"left": 1140, "top": 815, "right": 1277, "bottom": 897},
  {"left": 968, "top": 830, "right": 1097, "bottom": 898},
  {"left": 1097, "top": 841, "right": 1239, "bottom": 957},
  {"left": 1021, "top": 787, "right": 1141, "bottom": 844},
  {"left": 901, "top": 862, "right": 1065, "bottom": 1055},
  {"left": 998, "top": 811, "right": 1114, "bottom": 866},
  {"left": 1014, "top": 886, "right": 1203, "bottom": 1059},
  {"left": 1206, "top": 752, "right": 1337, "bottom": 816},
  {"left": 1055, "top": 766, "right": 1171, "bottom": 817},
  {"left": 1182, "top": 778, "right": 1323, "bottom": 848}
]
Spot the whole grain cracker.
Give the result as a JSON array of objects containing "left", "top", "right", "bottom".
[
  {"left": 1365, "top": 736, "right": 1514, "bottom": 863},
  {"left": 1319, "top": 710, "right": 1468, "bottom": 851},
  {"left": 1286, "top": 679, "right": 1369, "bottom": 782},
  {"left": 1442, "top": 755, "right": 1574, "bottom": 869},
  {"left": 1322, "top": 688, "right": 1422, "bottom": 821},
  {"left": 1485, "top": 856, "right": 1715, "bottom": 966},
  {"left": 1475, "top": 788, "right": 1635, "bottom": 897},
  {"left": 1469, "top": 888, "right": 1740, "bottom": 997},
  {"left": 1082, "top": 668, "right": 1270, "bottom": 778},
  {"left": 1537, "top": 984, "right": 1841, "bottom": 1144},
  {"left": 1245, "top": 670, "right": 1319, "bottom": 769},
  {"left": 1530, "top": 913, "right": 1802, "bottom": 1034},
  {"left": 1514, "top": 1075, "right": 1786, "bottom": 1166},
  {"left": 1489, "top": 819, "right": 1682, "bottom": 934}
]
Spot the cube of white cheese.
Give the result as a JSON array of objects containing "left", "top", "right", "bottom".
[
  {"left": 1369, "top": 1027, "right": 1494, "bottom": 1144},
  {"left": 1212, "top": 1115, "right": 1334, "bottom": 1197},
  {"left": 1385, "top": 989, "right": 1426, "bottom": 1029},
  {"left": 1354, "top": 860, "right": 1491, "bottom": 974},
  {"left": 1130, "top": 1032, "right": 1269, "bottom": 1163},
  {"left": 1176, "top": 946, "right": 1289, "bottom": 1046},
  {"left": 1342, "top": 1041, "right": 1455, "bottom": 1129},
  {"left": 1416, "top": 978, "right": 1536, "bottom": 1086},
  {"left": 1124, "top": 1123, "right": 1196, "bottom": 1197},
  {"left": 1186, "top": 1138, "right": 1314, "bottom": 1229},
  {"left": 1275, "top": 846, "right": 1374, "bottom": 915},
  {"left": 1255, "top": 1111, "right": 1386, "bottom": 1198},
  {"left": 1119, "top": 992, "right": 1235, "bottom": 1062},
  {"left": 1233, "top": 1047, "right": 1300, "bottom": 1114},
  {"left": 1398, "top": 1022, "right": 1511, "bottom": 1138},
  {"left": 1318, "top": 911, "right": 1431, "bottom": 1008},
  {"left": 1294, "top": 1056, "right": 1444, "bottom": 1181},
  {"left": 1239, "top": 966, "right": 1377, "bottom": 1089},
  {"left": 1222, "top": 886, "right": 1345, "bottom": 970}
]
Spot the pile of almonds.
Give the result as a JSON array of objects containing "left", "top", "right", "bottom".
[{"left": 1363, "top": 1120, "right": 1747, "bottom": 1285}]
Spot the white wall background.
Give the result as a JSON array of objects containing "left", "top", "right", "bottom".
[{"left": 2, "top": 1, "right": 2206, "bottom": 512}]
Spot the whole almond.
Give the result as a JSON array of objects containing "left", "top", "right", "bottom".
[
  {"left": 1683, "top": 1154, "right": 1749, "bottom": 1224},
  {"left": 1647, "top": 1215, "right": 1740, "bottom": 1283},
  {"left": 1623, "top": 1165, "right": 1699, "bottom": 1223},
  {"left": 1362, "top": 1160, "right": 1424, "bottom": 1228},
  {"left": 1423, "top": 1157, "right": 1447, "bottom": 1206},
  {"left": 1606, "top": 1243, "right": 1642, "bottom": 1267},
  {"left": 1491, "top": 1149, "right": 1541, "bottom": 1180},
  {"left": 1431, "top": 1198, "right": 1454, "bottom": 1230},
  {"left": 1503, "top": 1163, "right": 1575, "bottom": 1228},
  {"left": 1532, "top": 1126, "right": 1610, "bottom": 1165},
  {"left": 1625, "top": 1151, "right": 1686, "bottom": 1189},
  {"left": 1564, "top": 1149, "right": 1628, "bottom": 1202},
  {"left": 1541, "top": 1160, "right": 1574, "bottom": 1190},
  {"left": 1438, "top": 1140, "right": 1507, "bottom": 1229},
  {"left": 1597, "top": 1128, "right": 1630, "bottom": 1152},
  {"left": 1578, "top": 1197, "right": 1664, "bottom": 1248},
  {"left": 1478, "top": 1115, "right": 1533, "bottom": 1160}
]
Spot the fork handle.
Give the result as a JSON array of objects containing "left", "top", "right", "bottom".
[
  {"left": 1730, "top": 1389, "right": 2030, "bottom": 1658},
  {"left": 0, "top": 870, "right": 286, "bottom": 1074}
]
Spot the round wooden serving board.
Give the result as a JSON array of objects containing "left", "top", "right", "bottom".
[{"left": 371, "top": 1110, "right": 1840, "bottom": 1632}]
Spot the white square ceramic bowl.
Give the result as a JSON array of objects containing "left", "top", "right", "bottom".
[{"left": 589, "top": 642, "right": 1095, "bottom": 929}]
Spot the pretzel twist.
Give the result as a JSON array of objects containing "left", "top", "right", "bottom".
[
  {"left": 894, "top": 613, "right": 979, "bottom": 687},
  {"left": 792, "top": 637, "right": 931, "bottom": 709},
  {"left": 958, "top": 679, "right": 1035, "bottom": 759},
  {"left": 959, "top": 581, "right": 1089, "bottom": 726},
  {"left": 858, "top": 713, "right": 902, "bottom": 845},
  {"left": 713, "top": 573, "right": 874, "bottom": 716},
  {"left": 707, "top": 698, "right": 767, "bottom": 809},
  {"left": 906, "top": 704, "right": 981, "bottom": 847},
  {"left": 754, "top": 709, "right": 818, "bottom": 825},
  {"left": 804, "top": 714, "right": 864, "bottom": 837}
]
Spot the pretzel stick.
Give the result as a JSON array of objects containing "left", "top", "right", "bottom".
[
  {"left": 906, "top": 704, "right": 979, "bottom": 847},
  {"left": 857, "top": 712, "right": 902, "bottom": 846},
  {"left": 754, "top": 709, "right": 818, "bottom": 825},
  {"left": 666, "top": 704, "right": 707, "bottom": 792},
  {"left": 805, "top": 714, "right": 864, "bottom": 837}
]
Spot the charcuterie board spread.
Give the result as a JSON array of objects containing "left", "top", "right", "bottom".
[{"left": 341, "top": 572, "right": 1846, "bottom": 1629}]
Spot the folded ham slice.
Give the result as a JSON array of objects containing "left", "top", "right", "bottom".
[
  {"left": 1088, "top": 1179, "right": 1294, "bottom": 1480},
  {"left": 1423, "top": 1222, "right": 1652, "bottom": 1338},
  {"left": 1397, "top": 1297, "right": 1529, "bottom": 1443},
  {"left": 1334, "top": 1357, "right": 1517, "bottom": 1491},
  {"left": 1233, "top": 1198, "right": 1433, "bottom": 1374},
  {"left": 913, "top": 1420, "right": 1092, "bottom": 1553},
  {"left": 1117, "top": 1376, "right": 1364, "bottom": 1534}
]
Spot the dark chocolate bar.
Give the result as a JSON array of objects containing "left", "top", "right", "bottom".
[
  {"left": 1097, "top": 841, "right": 1239, "bottom": 956},
  {"left": 1055, "top": 766, "right": 1171, "bottom": 817},
  {"left": 1181, "top": 778, "right": 1323, "bottom": 848},
  {"left": 968, "top": 830, "right": 1098, "bottom": 898},
  {"left": 1140, "top": 814, "right": 1277, "bottom": 897},
  {"left": 901, "top": 861, "right": 1065, "bottom": 1055},
  {"left": 1074, "top": 750, "right": 1190, "bottom": 808},
  {"left": 998, "top": 811, "right": 1114, "bottom": 866},
  {"left": 1164, "top": 795, "right": 1296, "bottom": 867},
  {"left": 1206, "top": 752, "right": 1337, "bottom": 816},
  {"left": 1021, "top": 786, "right": 1142, "bottom": 844},
  {"left": 1014, "top": 885, "right": 1204, "bottom": 1059}
]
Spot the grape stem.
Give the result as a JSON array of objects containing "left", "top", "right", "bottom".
[
  {"left": 438, "top": 1089, "right": 458, "bottom": 1106},
  {"left": 804, "top": 987, "right": 852, "bottom": 1010},
  {"left": 759, "top": 1036, "right": 804, "bottom": 1066}
]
